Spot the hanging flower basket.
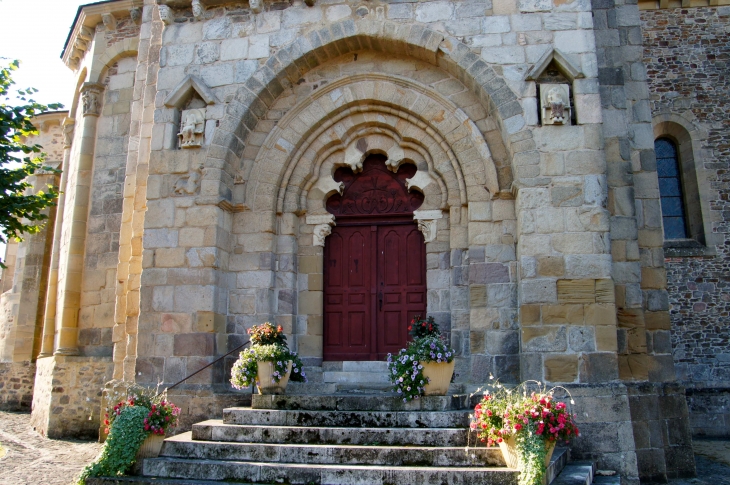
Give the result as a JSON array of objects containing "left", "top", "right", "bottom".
[
  {"left": 257, "top": 360, "right": 293, "bottom": 394},
  {"left": 421, "top": 360, "right": 455, "bottom": 395}
]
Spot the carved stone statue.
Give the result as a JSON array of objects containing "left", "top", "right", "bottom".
[
  {"left": 178, "top": 109, "right": 205, "bottom": 148},
  {"left": 173, "top": 165, "right": 205, "bottom": 196},
  {"left": 250, "top": 0, "right": 263, "bottom": 14},
  {"left": 158, "top": 5, "right": 173, "bottom": 25},
  {"left": 547, "top": 87, "right": 566, "bottom": 124},
  {"left": 130, "top": 8, "right": 142, "bottom": 24},
  {"left": 192, "top": 0, "right": 205, "bottom": 21},
  {"left": 101, "top": 13, "right": 116, "bottom": 31},
  {"left": 540, "top": 83, "right": 571, "bottom": 126}
]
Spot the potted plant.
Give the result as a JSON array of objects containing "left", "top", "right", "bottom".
[
  {"left": 471, "top": 377, "right": 580, "bottom": 485},
  {"left": 387, "top": 315, "right": 456, "bottom": 401},
  {"left": 230, "top": 322, "right": 307, "bottom": 394},
  {"left": 77, "top": 386, "right": 180, "bottom": 484}
]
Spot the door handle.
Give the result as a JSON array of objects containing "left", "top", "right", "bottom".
[{"left": 379, "top": 292, "right": 383, "bottom": 311}]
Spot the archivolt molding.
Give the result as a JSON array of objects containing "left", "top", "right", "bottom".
[
  {"left": 207, "top": 19, "right": 529, "bottom": 209},
  {"left": 244, "top": 73, "right": 501, "bottom": 218}
]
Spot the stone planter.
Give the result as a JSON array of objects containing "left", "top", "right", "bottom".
[
  {"left": 421, "top": 360, "right": 455, "bottom": 395},
  {"left": 498, "top": 434, "right": 556, "bottom": 472},
  {"left": 136, "top": 433, "right": 165, "bottom": 459},
  {"left": 256, "top": 360, "right": 292, "bottom": 394}
]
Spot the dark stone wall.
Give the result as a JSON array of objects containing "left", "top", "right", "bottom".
[{"left": 642, "top": 6, "right": 730, "bottom": 436}]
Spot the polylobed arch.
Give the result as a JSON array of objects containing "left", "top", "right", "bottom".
[
  {"left": 205, "top": 18, "right": 530, "bottom": 204},
  {"left": 241, "top": 73, "right": 500, "bottom": 218}
]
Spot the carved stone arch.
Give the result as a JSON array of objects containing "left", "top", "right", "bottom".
[
  {"left": 68, "top": 68, "right": 89, "bottom": 120},
  {"left": 206, "top": 19, "right": 528, "bottom": 202},
  {"left": 242, "top": 73, "right": 501, "bottom": 221},
  {"left": 89, "top": 37, "right": 139, "bottom": 83}
]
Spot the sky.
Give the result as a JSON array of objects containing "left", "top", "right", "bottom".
[
  {"left": 0, "top": 0, "right": 89, "bottom": 262},
  {"left": 0, "top": 0, "right": 89, "bottom": 108}
]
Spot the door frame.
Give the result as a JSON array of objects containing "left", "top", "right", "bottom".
[{"left": 323, "top": 215, "right": 426, "bottom": 361}]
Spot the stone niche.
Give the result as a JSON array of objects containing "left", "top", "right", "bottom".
[
  {"left": 540, "top": 83, "right": 571, "bottom": 126},
  {"left": 163, "top": 74, "right": 219, "bottom": 150}
]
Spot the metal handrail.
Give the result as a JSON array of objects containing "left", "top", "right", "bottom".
[{"left": 168, "top": 339, "right": 251, "bottom": 390}]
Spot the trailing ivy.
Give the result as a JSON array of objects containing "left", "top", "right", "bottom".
[
  {"left": 515, "top": 427, "right": 548, "bottom": 485},
  {"left": 76, "top": 405, "right": 150, "bottom": 484}
]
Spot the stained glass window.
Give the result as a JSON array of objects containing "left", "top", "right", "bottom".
[{"left": 655, "top": 138, "right": 688, "bottom": 239}]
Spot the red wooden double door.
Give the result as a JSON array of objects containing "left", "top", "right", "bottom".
[{"left": 323, "top": 156, "right": 427, "bottom": 361}]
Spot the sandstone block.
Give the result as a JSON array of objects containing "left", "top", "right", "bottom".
[
  {"left": 173, "top": 333, "right": 215, "bottom": 356},
  {"left": 220, "top": 38, "right": 249, "bottom": 61},
  {"left": 585, "top": 303, "right": 617, "bottom": 327},
  {"left": 299, "top": 291, "right": 323, "bottom": 315},
  {"left": 468, "top": 201, "right": 492, "bottom": 221},
  {"left": 644, "top": 311, "right": 670, "bottom": 331},
  {"left": 595, "top": 279, "right": 615, "bottom": 303},
  {"left": 155, "top": 248, "right": 185, "bottom": 267},
  {"left": 595, "top": 325, "right": 618, "bottom": 352},
  {"left": 541, "top": 304, "right": 584, "bottom": 324},
  {"left": 544, "top": 354, "right": 578, "bottom": 383},
  {"left": 557, "top": 279, "right": 595, "bottom": 304},
  {"left": 641, "top": 267, "right": 666, "bottom": 290},
  {"left": 470, "top": 285, "right": 487, "bottom": 308},
  {"left": 470, "top": 330, "right": 486, "bottom": 354},
  {"left": 537, "top": 256, "right": 565, "bottom": 277},
  {"left": 522, "top": 326, "right": 567, "bottom": 352},
  {"left": 520, "top": 304, "right": 541, "bottom": 326},
  {"left": 416, "top": 1, "right": 454, "bottom": 23}
]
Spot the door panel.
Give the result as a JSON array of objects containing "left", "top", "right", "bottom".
[
  {"left": 376, "top": 224, "right": 427, "bottom": 359},
  {"left": 323, "top": 226, "right": 374, "bottom": 360}
]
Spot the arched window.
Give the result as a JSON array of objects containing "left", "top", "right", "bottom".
[{"left": 655, "top": 138, "right": 688, "bottom": 240}]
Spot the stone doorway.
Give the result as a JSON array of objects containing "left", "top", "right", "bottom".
[{"left": 323, "top": 156, "right": 427, "bottom": 361}]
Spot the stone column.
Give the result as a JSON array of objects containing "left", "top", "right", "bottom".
[
  {"left": 38, "top": 118, "right": 75, "bottom": 358},
  {"left": 54, "top": 83, "right": 104, "bottom": 356}
]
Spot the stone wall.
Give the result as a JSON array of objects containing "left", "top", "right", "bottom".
[
  {"left": 0, "top": 362, "right": 36, "bottom": 411},
  {"left": 641, "top": 6, "right": 730, "bottom": 436},
  {"left": 30, "top": 356, "right": 113, "bottom": 439}
]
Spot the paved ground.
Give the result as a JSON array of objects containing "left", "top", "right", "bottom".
[
  {"left": 2, "top": 409, "right": 730, "bottom": 485},
  {"left": 0, "top": 411, "right": 103, "bottom": 485}
]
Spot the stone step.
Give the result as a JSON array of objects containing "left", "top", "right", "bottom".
[
  {"left": 221, "top": 407, "right": 471, "bottom": 428},
  {"left": 192, "top": 420, "right": 471, "bottom": 446},
  {"left": 322, "top": 361, "right": 390, "bottom": 372},
  {"left": 252, "top": 393, "right": 473, "bottom": 411},
  {"left": 162, "top": 432, "right": 505, "bottom": 467},
  {"left": 322, "top": 371, "right": 391, "bottom": 383},
  {"left": 552, "top": 461, "right": 595, "bottom": 485},
  {"left": 87, "top": 478, "right": 264, "bottom": 485},
  {"left": 143, "top": 458, "right": 520, "bottom": 485}
]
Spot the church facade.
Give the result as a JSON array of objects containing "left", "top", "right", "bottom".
[{"left": 1, "top": 0, "right": 728, "bottom": 482}]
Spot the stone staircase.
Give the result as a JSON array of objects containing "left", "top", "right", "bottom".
[{"left": 89, "top": 393, "right": 578, "bottom": 485}]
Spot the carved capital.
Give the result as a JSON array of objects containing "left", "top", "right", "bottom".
[
  {"left": 307, "top": 214, "right": 336, "bottom": 247},
  {"left": 416, "top": 219, "right": 438, "bottom": 243},
  {"left": 80, "top": 83, "right": 104, "bottom": 117},
  {"left": 413, "top": 210, "right": 443, "bottom": 243}
]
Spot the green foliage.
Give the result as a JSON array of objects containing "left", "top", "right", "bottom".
[
  {"left": 77, "top": 405, "right": 150, "bottom": 484},
  {"left": 387, "top": 335, "right": 455, "bottom": 402},
  {"left": 0, "top": 60, "right": 63, "bottom": 267},
  {"left": 515, "top": 432, "right": 551, "bottom": 485},
  {"left": 230, "top": 343, "right": 307, "bottom": 389}
]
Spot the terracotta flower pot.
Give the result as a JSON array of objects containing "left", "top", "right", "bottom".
[
  {"left": 136, "top": 433, "right": 165, "bottom": 459},
  {"left": 256, "top": 360, "right": 292, "bottom": 394},
  {"left": 498, "top": 434, "right": 556, "bottom": 471},
  {"left": 421, "top": 360, "right": 455, "bottom": 395}
]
